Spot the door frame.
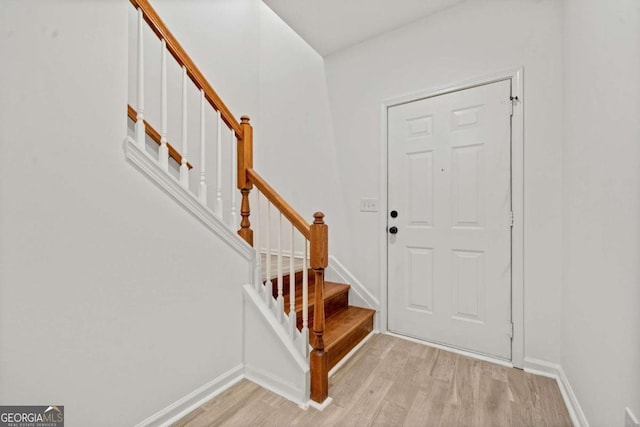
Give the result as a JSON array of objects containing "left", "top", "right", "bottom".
[{"left": 379, "top": 67, "right": 524, "bottom": 368}]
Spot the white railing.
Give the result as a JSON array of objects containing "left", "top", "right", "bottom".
[
  {"left": 253, "top": 190, "right": 310, "bottom": 357},
  {"left": 128, "top": 1, "right": 240, "bottom": 230}
]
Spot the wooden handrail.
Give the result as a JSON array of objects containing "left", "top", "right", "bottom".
[
  {"left": 130, "top": 0, "right": 243, "bottom": 138},
  {"left": 246, "top": 168, "right": 311, "bottom": 240},
  {"left": 127, "top": 104, "right": 192, "bottom": 169}
]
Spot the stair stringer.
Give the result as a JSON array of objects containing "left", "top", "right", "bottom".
[
  {"left": 243, "top": 284, "right": 310, "bottom": 406},
  {"left": 123, "top": 136, "right": 254, "bottom": 263}
]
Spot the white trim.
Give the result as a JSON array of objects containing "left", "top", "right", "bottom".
[
  {"left": 386, "top": 332, "right": 513, "bottom": 368},
  {"left": 243, "top": 284, "right": 310, "bottom": 364},
  {"left": 327, "top": 256, "right": 379, "bottom": 306},
  {"left": 524, "top": 358, "right": 589, "bottom": 427},
  {"left": 510, "top": 68, "right": 525, "bottom": 369},
  {"left": 134, "top": 365, "right": 244, "bottom": 427},
  {"left": 244, "top": 365, "right": 309, "bottom": 406},
  {"left": 383, "top": 67, "right": 525, "bottom": 108},
  {"left": 523, "top": 357, "right": 560, "bottom": 378},
  {"left": 379, "top": 67, "right": 525, "bottom": 368},
  {"left": 379, "top": 102, "right": 389, "bottom": 334},
  {"left": 308, "top": 396, "right": 334, "bottom": 411},
  {"left": 328, "top": 331, "right": 376, "bottom": 377},
  {"left": 124, "top": 137, "right": 254, "bottom": 269}
]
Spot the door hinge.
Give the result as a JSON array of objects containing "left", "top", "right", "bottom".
[
  {"left": 509, "top": 95, "right": 519, "bottom": 116},
  {"left": 510, "top": 211, "right": 514, "bottom": 227},
  {"left": 507, "top": 322, "right": 514, "bottom": 339}
]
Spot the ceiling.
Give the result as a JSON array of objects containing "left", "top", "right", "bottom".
[{"left": 263, "top": 0, "right": 467, "bottom": 56}]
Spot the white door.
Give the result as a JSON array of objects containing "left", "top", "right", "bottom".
[{"left": 387, "top": 80, "right": 512, "bottom": 360}]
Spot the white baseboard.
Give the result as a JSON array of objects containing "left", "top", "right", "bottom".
[
  {"left": 523, "top": 357, "right": 560, "bottom": 378},
  {"left": 308, "top": 396, "right": 333, "bottom": 411},
  {"left": 134, "top": 365, "right": 244, "bottom": 427},
  {"left": 524, "top": 358, "right": 589, "bottom": 427}
]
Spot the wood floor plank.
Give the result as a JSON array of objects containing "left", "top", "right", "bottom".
[
  {"left": 172, "top": 334, "right": 572, "bottom": 427},
  {"left": 510, "top": 400, "right": 540, "bottom": 427},
  {"left": 480, "top": 358, "right": 509, "bottom": 383},
  {"left": 476, "top": 373, "right": 511, "bottom": 427},
  {"left": 451, "top": 355, "right": 480, "bottom": 406},
  {"left": 366, "top": 333, "right": 395, "bottom": 359},
  {"left": 389, "top": 335, "right": 431, "bottom": 358},
  {"left": 507, "top": 367, "right": 533, "bottom": 404},
  {"left": 291, "top": 403, "right": 346, "bottom": 426},
  {"left": 403, "top": 377, "right": 449, "bottom": 426},
  {"left": 384, "top": 354, "right": 421, "bottom": 410},
  {"left": 174, "top": 380, "right": 262, "bottom": 427},
  {"left": 429, "top": 349, "right": 457, "bottom": 383},
  {"left": 330, "top": 354, "right": 382, "bottom": 408},
  {"left": 370, "top": 399, "right": 408, "bottom": 426},
  {"left": 370, "top": 346, "right": 413, "bottom": 381},
  {"left": 534, "top": 374, "right": 574, "bottom": 427},
  {"left": 410, "top": 346, "right": 440, "bottom": 391},
  {"left": 340, "top": 374, "right": 393, "bottom": 426}
]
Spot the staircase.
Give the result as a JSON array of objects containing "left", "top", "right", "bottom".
[
  {"left": 127, "top": 0, "right": 376, "bottom": 406},
  {"left": 273, "top": 272, "right": 375, "bottom": 372}
]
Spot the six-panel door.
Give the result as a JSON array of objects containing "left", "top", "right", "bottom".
[{"left": 387, "top": 80, "right": 513, "bottom": 360}]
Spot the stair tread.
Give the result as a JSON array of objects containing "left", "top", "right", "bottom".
[
  {"left": 320, "top": 306, "right": 376, "bottom": 350},
  {"left": 283, "top": 281, "right": 349, "bottom": 314}
]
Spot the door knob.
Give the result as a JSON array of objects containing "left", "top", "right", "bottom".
[{"left": 389, "top": 226, "right": 398, "bottom": 234}]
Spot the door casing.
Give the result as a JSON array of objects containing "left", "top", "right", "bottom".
[{"left": 378, "top": 67, "right": 524, "bottom": 368}]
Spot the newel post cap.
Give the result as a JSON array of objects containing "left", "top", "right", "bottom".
[
  {"left": 313, "top": 212, "right": 325, "bottom": 224},
  {"left": 240, "top": 115, "right": 251, "bottom": 124}
]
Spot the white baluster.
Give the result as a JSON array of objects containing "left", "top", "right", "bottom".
[
  {"left": 302, "top": 239, "right": 309, "bottom": 331},
  {"left": 215, "top": 110, "right": 223, "bottom": 219},
  {"left": 230, "top": 128, "right": 238, "bottom": 229},
  {"left": 265, "top": 201, "right": 272, "bottom": 305},
  {"left": 254, "top": 191, "right": 261, "bottom": 290},
  {"left": 277, "top": 213, "right": 284, "bottom": 314},
  {"left": 198, "top": 90, "right": 206, "bottom": 204},
  {"left": 289, "top": 224, "right": 297, "bottom": 333},
  {"left": 180, "top": 66, "right": 189, "bottom": 189},
  {"left": 290, "top": 225, "right": 295, "bottom": 313},
  {"left": 158, "top": 39, "right": 168, "bottom": 170},
  {"left": 135, "top": 8, "right": 145, "bottom": 149}
]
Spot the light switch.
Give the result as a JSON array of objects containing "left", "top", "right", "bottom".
[{"left": 360, "top": 198, "right": 378, "bottom": 212}]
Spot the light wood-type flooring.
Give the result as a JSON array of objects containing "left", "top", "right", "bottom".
[{"left": 173, "top": 334, "right": 572, "bottom": 427}]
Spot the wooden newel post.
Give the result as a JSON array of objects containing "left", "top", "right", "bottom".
[
  {"left": 237, "top": 115, "right": 253, "bottom": 246},
  {"left": 310, "top": 211, "right": 329, "bottom": 403}
]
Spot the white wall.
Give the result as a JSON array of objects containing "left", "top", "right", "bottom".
[
  {"left": 562, "top": 0, "right": 640, "bottom": 424},
  {"left": 324, "top": 0, "right": 564, "bottom": 364},
  {"left": 256, "top": 4, "right": 347, "bottom": 247},
  {"left": 142, "top": 0, "right": 259, "bottom": 124},
  {"left": 0, "top": 1, "right": 250, "bottom": 425},
  {"left": 131, "top": 0, "right": 344, "bottom": 251}
]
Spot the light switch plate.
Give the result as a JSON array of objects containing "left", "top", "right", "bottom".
[{"left": 360, "top": 198, "right": 378, "bottom": 212}]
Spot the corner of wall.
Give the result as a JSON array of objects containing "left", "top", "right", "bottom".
[{"left": 524, "top": 358, "right": 589, "bottom": 427}]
